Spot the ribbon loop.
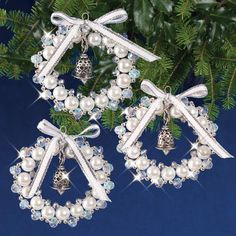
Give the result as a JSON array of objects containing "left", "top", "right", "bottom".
[
  {"left": 29, "top": 120, "right": 110, "bottom": 202},
  {"left": 94, "top": 9, "right": 128, "bottom": 24}
]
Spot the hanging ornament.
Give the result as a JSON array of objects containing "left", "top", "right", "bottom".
[
  {"left": 115, "top": 80, "right": 233, "bottom": 189},
  {"left": 10, "top": 120, "right": 114, "bottom": 228},
  {"left": 31, "top": 9, "right": 160, "bottom": 121}
]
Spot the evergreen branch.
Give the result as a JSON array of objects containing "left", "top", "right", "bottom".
[{"left": 226, "top": 67, "right": 236, "bottom": 103}]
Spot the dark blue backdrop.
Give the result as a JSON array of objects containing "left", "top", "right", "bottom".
[{"left": 0, "top": 1, "right": 235, "bottom": 236}]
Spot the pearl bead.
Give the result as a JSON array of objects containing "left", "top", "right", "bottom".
[
  {"left": 154, "top": 100, "right": 164, "bottom": 115},
  {"left": 189, "top": 106, "right": 198, "bottom": 117},
  {"left": 170, "top": 106, "right": 182, "bottom": 118},
  {"left": 102, "top": 37, "right": 115, "bottom": 47},
  {"left": 65, "top": 146, "right": 74, "bottom": 159},
  {"left": 56, "top": 207, "right": 70, "bottom": 220},
  {"left": 122, "top": 132, "right": 131, "bottom": 142},
  {"left": 17, "top": 172, "right": 31, "bottom": 187},
  {"left": 107, "top": 86, "right": 122, "bottom": 100},
  {"left": 198, "top": 136, "right": 208, "bottom": 145},
  {"left": 21, "top": 186, "right": 30, "bottom": 199},
  {"left": 118, "top": 59, "right": 133, "bottom": 73},
  {"left": 127, "top": 146, "right": 140, "bottom": 159},
  {"left": 65, "top": 96, "right": 79, "bottom": 110},
  {"left": 82, "top": 196, "right": 96, "bottom": 211},
  {"left": 136, "top": 156, "right": 150, "bottom": 170},
  {"left": 80, "top": 146, "right": 93, "bottom": 159},
  {"left": 32, "top": 147, "right": 45, "bottom": 161},
  {"left": 38, "top": 61, "right": 47, "bottom": 71},
  {"left": 126, "top": 118, "right": 139, "bottom": 131},
  {"left": 21, "top": 158, "right": 36, "bottom": 172},
  {"left": 161, "top": 167, "right": 176, "bottom": 181},
  {"left": 43, "top": 75, "right": 57, "bottom": 89},
  {"left": 198, "top": 116, "right": 208, "bottom": 127},
  {"left": 30, "top": 196, "right": 44, "bottom": 210},
  {"left": 188, "top": 157, "right": 202, "bottom": 171},
  {"left": 176, "top": 165, "right": 189, "bottom": 178},
  {"left": 114, "top": 45, "right": 128, "bottom": 58},
  {"left": 53, "top": 35, "right": 64, "bottom": 47},
  {"left": 96, "top": 171, "right": 107, "bottom": 183},
  {"left": 147, "top": 166, "right": 160, "bottom": 179},
  {"left": 43, "top": 46, "right": 55, "bottom": 60},
  {"left": 95, "top": 94, "right": 108, "bottom": 108},
  {"left": 197, "top": 145, "right": 211, "bottom": 159},
  {"left": 73, "top": 31, "right": 82, "bottom": 43},
  {"left": 42, "top": 206, "right": 55, "bottom": 219},
  {"left": 80, "top": 97, "right": 95, "bottom": 111},
  {"left": 116, "top": 74, "right": 131, "bottom": 88},
  {"left": 136, "top": 107, "right": 147, "bottom": 120},
  {"left": 90, "top": 156, "right": 103, "bottom": 170},
  {"left": 88, "top": 33, "right": 102, "bottom": 47},
  {"left": 53, "top": 86, "right": 68, "bottom": 101},
  {"left": 70, "top": 204, "right": 84, "bottom": 218}
]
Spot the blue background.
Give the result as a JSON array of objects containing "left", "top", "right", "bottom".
[{"left": 0, "top": 1, "right": 235, "bottom": 236}]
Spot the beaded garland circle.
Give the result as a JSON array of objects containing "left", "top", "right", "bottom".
[
  {"left": 31, "top": 25, "right": 140, "bottom": 121},
  {"left": 115, "top": 96, "right": 218, "bottom": 189},
  {"left": 10, "top": 136, "right": 114, "bottom": 228}
]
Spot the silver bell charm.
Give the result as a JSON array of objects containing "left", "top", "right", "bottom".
[{"left": 157, "top": 110, "right": 175, "bottom": 155}]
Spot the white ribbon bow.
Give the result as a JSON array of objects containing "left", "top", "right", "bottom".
[
  {"left": 51, "top": 9, "right": 160, "bottom": 62},
  {"left": 122, "top": 80, "right": 233, "bottom": 159},
  {"left": 28, "top": 119, "right": 111, "bottom": 202}
]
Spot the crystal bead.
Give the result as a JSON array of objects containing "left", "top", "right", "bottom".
[
  {"left": 31, "top": 54, "right": 43, "bottom": 65},
  {"left": 203, "top": 160, "right": 213, "bottom": 170},
  {"left": 67, "top": 217, "right": 78, "bottom": 227},
  {"left": 103, "top": 163, "right": 114, "bottom": 173},
  {"left": 19, "top": 199, "right": 29, "bottom": 210},
  {"left": 112, "top": 56, "right": 119, "bottom": 63},
  {"left": 129, "top": 69, "right": 140, "bottom": 79},
  {"left": 89, "top": 91, "right": 96, "bottom": 98},
  {"left": 181, "top": 97, "right": 189, "bottom": 105},
  {"left": 155, "top": 178, "right": 164, "bottom": 188},
  {"left": 11, "top": 183, "right": 21, "bottom": 193},
  {"left": 114, "top": 126, "right": 126, "bottom": 136},
  {"left": 19, "top": 147, "right": 31, "bottom": 157},
  {"left": 189, "top": 172, "right": 198, "bottom": 181},
  {"left": 93, "top": 146, "right": 103, "bottom": 155},
  {"left": 58, "top": 25, "right": 68, "bottom": 35},
  {"left": 32, "top": 75, "right": 44, "bottom": 84},
  {"left": 69, "top": 89, "right": 75, "bottom": 95},
  {"left": 116, "top": 143, "right": 123, "bottom": 153},
  {"left": 96, "top": 200, "right": 107, "bottom": 209},
  {"left": 91, "top": 108, "right": 102, "bottom": 120},
  {"left": 40, "top": 90, "right": 51, "bottom": 100},
  {"left": 101, "top": 88, "right": 107, "bottom": 94},
  {"left": 104, "top": 180, "right": 115, "bottom": 190},
  {"left": 211, "top": 123, "right": 218, "bottom": 132},
  {"left": 10, "top": 166, "right": 21, "bottom": 176},
  {"left": 76, "top": 137, "right": 85, "bottom": 147},
  {"left": 108, "top": 100, "right": 118, "bottom": 111},
  {"left": 49, "top": 217, "right": 59, "bottom": 228},
  {"left": 31, "top": 211, "right": 41, "bottom": 221},
  {"left": 126, "top": 107, "right": 136, "bottom": 117},
  {"left": 125, "top": 160, "right": 134, "bottom": 169},
  {"left": 37, "top": 136, "right": 47, "bottom": 147},
  {"left": 73, "top": 108, "right": 83, "bottom": 120},
  {"left": 140, "top": 96, "right": 151, "bottom": 107},
  {"left": 173, "top": 178, "right": 182, "bottom": 189},
  {"left": 54, "top": 102, "right": 65, "bottom": 112},
  {"left": 122, "top": 89, "right": 133, "bottom": 99},
  {"left": 83, "top": 210, "right": 92, "bottom": 220},
  {"left": 112, "top": 69, "right": 120, "bottom": 77},
  {"left": 41, "top": 35, "right": 53, "bottom": 46},
  {"left": 128, "top": 53, "right": 139, "bottom": 61}
]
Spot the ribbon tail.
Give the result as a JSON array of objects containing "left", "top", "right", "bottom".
[
  {"left": 28, "top": 137, "right": 59, "bottom": 198},
  {"left": 87, "top": 21, "right": 160, "bottom": 62},
  {"left": 122, "top": 100, "right": 160, "bottom": 150},
  {"left": 170, "top": 96, "right": 233, "bottom": 159},
  {"left": 66, "top": 137, "right": 111, "bottom": 202}
]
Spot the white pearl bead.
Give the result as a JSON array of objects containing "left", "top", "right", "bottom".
[
  {"left": 53, "top": 86, "right": 68, "bottom": 101},
  {"left": 122, "top": 132, "right": 131, "bottom": 142},
  {"left": 95, "top": 94, "right": 108, "bottom": 108},
  {"left": 90, "top": 156, "right": 103, "bottom": 170},
  {"left": 88, "top": 33, "right": 102, "bottom": 47},
  {"left": 80, "top": 146, "right": 93, "bottom": 159},
  {"left": 136, "top": 107, "right": 147, "bottom": 120},
  {"left": 176, "top": 165, "right": 189, "bottom": 178},
  {"left": 65, "top": 96, "right": 79, "bottom": 110},
  {"left": 17, "top": 172, "right": 31, "bottom": 187},
  {"left": 82, "top": 196, "right": 97, "bottom": 211},
  {"left": 70, "top": 204, "right": 84, "bottom": 217},
  {"left": 136, "top": 156, "right": 150, "bottom": 170},
  {"left": 56, "top": 207, "right": 70, "bottom": 221},
  {"left": 170, "top": 106, "right": 182, "bottom": 118},
  {"left": 161, "top": 167, "right": 176, "bottom": 181},
  {"left": 30, "top": 196, "right": 44, "bottom": 210},
  {"left": 118, "top": 59, "right": 132, "bottom": 73},
  {"left": 126, "top": 118, "right": 139, "bottom": 131},
  {"left": 107, "top": 86, "right": 122, "bottom": 100},
  {"left": 198, "top": 116, "right": 208, "bottom": 127},
  {"left": 21, "top": 186, "right": 30, "bottom": 199},
  {"left": 189, "top": 106, "right": 198, "bottom": 117},
  {"left": 116, "top": 74, "right": 131, "bottom": 88},
  {"left": 43, "top": 46, "right": 55, "bottom": 60},
  {"left": 102, "top": 37, "right": 115, "bottom": 47},
  {"left": 127, "top": 146, "right": 140, "bottom": 159},
  {"left": 32, "top": 147, "right": 45, "bottom": 161},
  {"left": 80, "top": 97, "right": 95, "bottom": 111},
  {"left": 21, "top": 158, "right": 36, "bottom": 172},
  {"left": 197, "top": 145, "right": 211, "bottom": 159},
  {"left": 42, "top": 206, "right": 55, "bottom": 219},
  {"left": 53, "top": 35, "right": 64, "bottom": 47},
  {"left": 43, "top": 75, "right": 57, "bottom": 89},
  {"left": 155, "top": 100, "right": 164, "bottom": 115},
  {"left": 147, "top": 166, "right": 160, "bottom": 179},
  {"left": 198, "top": 136, "right": 208, "bottom": 145},
  {"left": 96, "top": 171, "right": 107, "bottom": 183},
  {"left": 73, "top": 31, "right": 82, "bottom": 43},
  {"left": 65, "top": 146, "right": 74, "bottom": 159},
  {"left": 188, "top": 157, "right": 202, "bottom": 171},
  {"left": 114, "top": 45, "right": 128, "bottom": 58}
]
